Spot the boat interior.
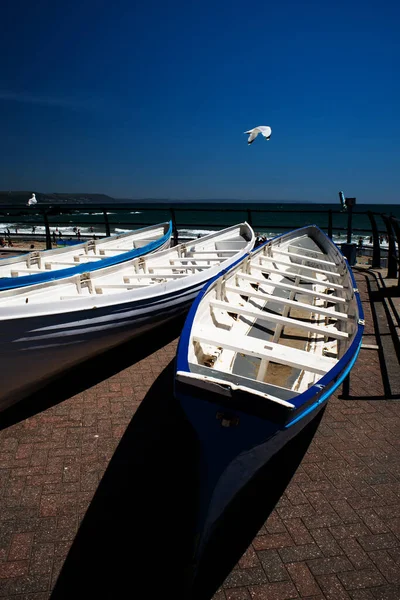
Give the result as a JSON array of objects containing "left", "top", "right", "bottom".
[
  {"left": 186, "top": 233, "right": 361, "bottom": 405},
  {"left": 0, "top": 229, "right": 251, "bottom": 306},
  {"left": 0, "top": 225, "right": 169, "bottom": 276}
]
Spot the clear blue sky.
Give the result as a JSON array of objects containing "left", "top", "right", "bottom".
[{"left": 1, "top": 0, "right": 399, "bottom": 202}]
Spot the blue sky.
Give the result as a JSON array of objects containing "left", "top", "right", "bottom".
[{"left": 1, "top": 0, "right": 399, "bottom": 202}]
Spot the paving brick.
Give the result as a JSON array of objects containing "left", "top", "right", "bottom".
[
  {"left": 247, "top": 581, "right": 298, "bottom": 600},
  {"left": 257, "top": 549, "right": 289, "bottom": 582},
  {"left": 338, "top": 537, "right": 374, "bottom": 570},
  {"left": 252, "top": 533, "right": 293, "bottom": 551},
  {"left": 368, "top": 550, "right": 400, "bottom": 584},
  {"left": 238, "top": 546, "right": 261, "bottom": 569},
  {"left": 338, "top": 567, "right": 385, "bottom": 590},
  {"left": 316, "top": 574, "right": 352, "bottom": 600},
  {"left": 286, "top": 561, "right": 321, "bottom": 596},
  {"left": 284, "top": 518, "right": 314, "bottom": 545},
  {"left": 310, "top": 527, "right": 343, "bottom": 557},
  {"left": 349, "top": 589, "right": 375, "bottom": 599},
  {"left": 278, "top": 543, "right": 323, "bottom": 564},
  {"left": 370, "top": 585, "right": 400, "bottom": 600},
  {"left": 225, "top": 588, "right": 251, "bottom": 600},
  {"left": 358, "top": 534, "right": 399, "bottom": 552},
  {"left": 223, "top": 568, "right": 267, "bottom": 588},
  {"left": 8, "top": 533, "right": 34, "bottom": 561},
  {"left": 307, "top": 555, "right": 354, "bottom": 576}
]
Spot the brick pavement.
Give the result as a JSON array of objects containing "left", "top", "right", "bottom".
[{"left": 0, "top": 271, "right": 399, "bottom": 600}]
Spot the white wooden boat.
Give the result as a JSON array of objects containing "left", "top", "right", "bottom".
[
  {"left": 175, "top": 225, "right": 364, "bottom": 565},
  {"left": 0, "top": 223, "right": 254, "bottom": 410},
  {"left": 0, "top": 222, "right": 172, "bottom": 290}
]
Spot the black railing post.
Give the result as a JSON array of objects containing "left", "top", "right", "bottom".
[
  {"left": 367, "top": 211, "right": 381, "bottom": 268},
  {"left": 382, "top": 214, "right": 398, "bottom": 279},
  {"left": 170, "top": 208, "right": 178, "bottom": 246},
  {"left": 390, "top": 216, "right": 400, "bottom": 287},
  {"left": 43, "top": 211, "right": 52, "bottom": 250},
  {"left": 342, "top": 374, "right": 350, "bottom": 399},
  {"left": 246, "top": 209, "right": 253, "bottom": 228},
  {"left": 346, "top": 198, "right": 355, "bottom": 243},
  {"left": 103, "top": 210, "right": 111, "bottom": 237},
  {"left": 328, "top": 209, "right": 333, "bottom": 239}
]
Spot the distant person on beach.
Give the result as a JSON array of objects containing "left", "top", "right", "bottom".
[
  {"left": 89, "top": 226, "right": 94, "bottom": 233},
  {"left": 15, "top": 226, "right": 18, "bottom": 234},
  {"left": 52, "top": 232, "right": 56, "bottom": 244},
  {"left": 77, "top": 228, "right": 81, "bottom": 240},
  {"left": 32, "top": 226, "right": 36, "bottom": 234},
  {"left": 358, "top": 237, "right": 363, "bottom": 255}
]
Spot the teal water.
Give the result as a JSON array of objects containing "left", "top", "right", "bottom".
[{"left": 1, "top": 201, "right": 399, "bottom": 242}]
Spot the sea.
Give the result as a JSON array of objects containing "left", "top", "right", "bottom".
[{"left": 1, "top": 201, "right": 399, "bottom": 246}]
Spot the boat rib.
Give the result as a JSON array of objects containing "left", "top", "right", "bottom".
[
  {"left": 192, "top": 327, "right": 337, "bottom": 375},
  {"left": 235, "top": 272, "right": 347, "bottom": 303},
  {"left": 209, "top": 299, "right": 348, "bottom": 340}
]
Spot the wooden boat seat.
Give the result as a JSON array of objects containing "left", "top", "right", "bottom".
[
  {"left": 44, "top": 261, "right": 79, "bottom": 268},
  {"left": 123, "top": 273, "right": 189, "bottom": 281},
  {"left": 184, "top": 250, "right": 237, "bottom": 255},
  {"left": 236, "top": 272, "right": 347, "bottom": 304},
  {"left": 224, "top": 284, "right": 348, "bottom": 321},
  {"left": 169, "top": 258, "right": 222, "bottom": 263},
  {"left": 249, "top": 262, "right": 346, "bottom": 290},
  {"left": 10, "top": 269, "right": 42, "bottom": 276},
  {"left": 271, "top": 248, "right": 338, "bottom": 267},
  {"left": 215, "top": 240, "right": 248, "bottom": 250},
  {"left": 72, "top": 256, "right": 102, "bottom": 262},
  {"left": 209, "top": 299, "right": 349, "bottom": 340},
  {"left": 192, "top": 326, "right": 337, "bottom": 375},
  {"left": 287, "top": 244, "right": 326, "bottom": 256},
  {"left": 187, "top": 362, "right": 301, "bottom": 402},
  {"left": 176, "top": 370, "right": 296, "bottom": 407},
  {"left": 260, "top": 256, "right": 342, "bottom": 278}
]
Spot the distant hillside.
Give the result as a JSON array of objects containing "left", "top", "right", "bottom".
[{"left": 0, "top": 191, "right": 116, "bottom": 205}]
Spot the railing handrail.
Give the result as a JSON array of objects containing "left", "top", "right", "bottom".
[{"left": 0, "top": 202, "right": 398, "bottom": 286}]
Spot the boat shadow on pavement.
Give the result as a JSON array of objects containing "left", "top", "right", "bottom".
[
  {"left": 0, "top": 315, "right": 187, "bottom": 430},
  {"left": 49, "top": 358, "right": 325, "bottom": 600}
]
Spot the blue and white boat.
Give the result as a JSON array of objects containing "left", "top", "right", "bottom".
[
  {"left": 0, "top": 221, "right": 172, "bottom": 290},
  {"left": 175, "top": 225, "right": 364, "bottom": 565},
  {"left": 0, "top": 223, "right": 254, "bottom": 410}
]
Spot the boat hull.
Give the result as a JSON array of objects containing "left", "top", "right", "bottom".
[
  {"left": 0, "top": 279, "right": 208, "bottom": 410},
  {"left": 177, "top": 334, "right": 361, "bottom": 564},
  {"left": 174, "top": 224, "right": 364, "bottom": 567}
]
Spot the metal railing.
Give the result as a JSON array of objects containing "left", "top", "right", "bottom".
[{"left": 1, "top": 202, "right": 399, "bottom": 286}]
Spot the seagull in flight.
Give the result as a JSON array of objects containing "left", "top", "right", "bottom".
[
  {"left": 244, "top": 126, "right": 272, "bottom": 145},
  {"left": 27, "top": 193, "right": 37, "bottom": 206}
]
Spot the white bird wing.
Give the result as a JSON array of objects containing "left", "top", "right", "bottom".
[
  {"left": 244, "top": 128, "right": 260, "bottom": 145},
  {"left": 258, "top": 126, "right": 272, "bottom": 139}
]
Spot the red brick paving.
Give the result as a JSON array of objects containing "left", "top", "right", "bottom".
[{"left": 0, "top": 271, "right": 399, "bottom": 599}]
